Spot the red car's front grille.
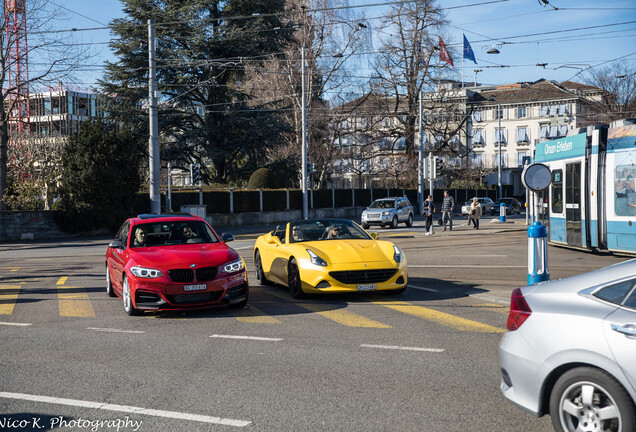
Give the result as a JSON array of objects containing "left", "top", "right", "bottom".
[
  {"left": 168, "top": 291, "right": 224, "bottom": 305},
  {"left": 168, "top": 267, "right": 218, "bottom": 283},
  {"left": 168, "top": 269, "right": 194, "bottom": 283},
  {"left": 196, "top": 267, "right": 218, "bottom": 282}
]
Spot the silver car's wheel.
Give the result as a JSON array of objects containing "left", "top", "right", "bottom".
[
  {"left": 106, "top": 265, "right": 116, "bottom": 297},
  {"left": 390, "top": 216, "right": 398, "bottom": 229},
  {"left": 550, "top": 367, "right": 636, "bottom": 432},
  {"left": 122, "top": 276, "right": 140, "bottom": 316}
]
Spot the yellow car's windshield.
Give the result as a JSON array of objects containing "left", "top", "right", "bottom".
[{"left": 289, "top": 219, "right": 371, "bottom": 243}]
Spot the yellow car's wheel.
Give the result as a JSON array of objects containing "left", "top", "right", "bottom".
[
  {"left": 287, "top": 258, "right": 305, "bottom": 298},
  {"left": 254, "top": 250, "right": 270, "bottom": 286}
]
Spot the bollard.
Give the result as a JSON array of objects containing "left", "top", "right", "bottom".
[
  {"left": 499, "top": 202, "right": 506, "bottom": 222},
  {"left": 527, "top": 222, "right": 549, "bottom": 285}
]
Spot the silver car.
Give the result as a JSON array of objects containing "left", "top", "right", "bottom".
[
  {"left": 500, "top": 259, "right": 636, "bottom": 432},
  {"left": 361, "top": 197, "right": 414, "bottom": 229}
]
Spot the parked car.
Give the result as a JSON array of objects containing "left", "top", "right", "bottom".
[
  {"left": 253, "top": 218, "right": 407, "bottom": 298},
  {"left": 491, "top": 197, "right": 522, "bottom": 216},
  {"left": 361, "top": 197, "right": 414, "bottom": 229},
  {"left": 460, "top": 197, "right": 494, "bottom": 215},
  {"left": 105, "top": 213, "right": 248, "bottom": 315},
  {"left": 500, "top": 259, "right": 636, "bottom": 432}
]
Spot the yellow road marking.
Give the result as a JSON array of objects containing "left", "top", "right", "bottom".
[
  {"left": 232, "top": 305, "right": 281, "bottom": 323},
  {"left": 0, "top": 267, "right": 21, "bottom": 272},
  {"left": 298, "top": 302, "right": 392, "bottom": 328},
  {"left": 0, "top": 284, "right": 21, "bottom": 315},
  {"left": 372, "top": 300, "right": 505, "bottom": 333},
  {"left": 473, "top": 303, "right": 510, "bottom": 315},
  {"left": 267, "top": 290, "right": 390, "bottom": 328},
  {"left": 57, "top": 278, "right": 95, "bottom": 318}
]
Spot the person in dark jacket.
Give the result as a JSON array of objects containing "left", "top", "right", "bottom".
[
  {"left": 441, "top": 190, "right": 454, "bottom": 231},
  {"left": 424, "top": 195, "right": 435, "bottom": 236}
]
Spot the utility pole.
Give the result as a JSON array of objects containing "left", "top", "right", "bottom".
[
  {"left": 418, "top": 90, "right": 424, "bottom": 215},
  {"left": 497, "top": 102, "right": 502, "bottom": 200},
  {"left": 148, "top": 19, "right": 160, "bottom": 214},
  {"left": 301, "top": 47, "right": 308, "bottom": 220}
]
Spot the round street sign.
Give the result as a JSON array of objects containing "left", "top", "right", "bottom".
[{"left": 522, "top": 163, "right": 552, "bottom": 192}]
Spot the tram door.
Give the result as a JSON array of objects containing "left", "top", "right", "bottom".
[{"left": 565, "top": 162, "right": 582, "bottom": 247}]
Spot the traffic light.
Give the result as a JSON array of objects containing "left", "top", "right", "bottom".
[
  {"left": 435, "top": 157, "right": 444, "bottom": 177},
  {"left": 191, "top": 163, "right": 201, "bottom": 185}
]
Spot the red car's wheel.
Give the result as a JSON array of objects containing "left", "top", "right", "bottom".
[
  {"left": 122, "top": 276, "right": 141, "bottom": 316},
  {"left": 106, "top": 265, "right": 116, "bottom": 297}
]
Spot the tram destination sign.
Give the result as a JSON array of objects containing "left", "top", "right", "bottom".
[{"left": 534, "top": 132, "right": 586, "bottom": 163}]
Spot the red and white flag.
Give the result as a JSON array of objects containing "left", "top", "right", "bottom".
[{"left": 438, "top": 36, "right": 454, "bottom": 67}]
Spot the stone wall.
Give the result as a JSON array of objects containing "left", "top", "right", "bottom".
[
  {"left": 0, "top": 211, "right": 67, "bottom": 241},
  {"left": 0, "top": 207, "right": 368, "bottom": 242}
]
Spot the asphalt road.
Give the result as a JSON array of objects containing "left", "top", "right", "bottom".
[{"left": 0, "top": 215, "right": 629, "bottom": 431}]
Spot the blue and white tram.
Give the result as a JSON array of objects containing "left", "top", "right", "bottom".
[{"left": 534, "top": 121, "right": 636, "bottom": 255}]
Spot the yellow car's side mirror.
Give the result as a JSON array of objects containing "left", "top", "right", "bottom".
[{"left": 370, "top": 232, "right": 379, "bottom": 240}]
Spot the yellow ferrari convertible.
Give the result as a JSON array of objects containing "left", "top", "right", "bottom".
[{"left": 253, "top": 218, "right": 407, "bottom": 298}]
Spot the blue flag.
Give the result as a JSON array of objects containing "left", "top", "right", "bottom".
[{"left": 463, "top": 34, "right": 477, "bottom": 64}]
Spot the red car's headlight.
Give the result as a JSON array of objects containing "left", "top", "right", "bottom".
[
  {"left": 130, "top": 266, "right": 164, "bottom": 279},
  {"left": 222, "top": 258, "right": 244, "bottom": 274}
]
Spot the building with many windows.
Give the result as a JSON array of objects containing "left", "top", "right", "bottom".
[{"left": 328, "top": 79, "right": 606, "bottom": 192}]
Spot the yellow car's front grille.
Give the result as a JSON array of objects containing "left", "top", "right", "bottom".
[{"left": 329, "top": 269, "right": 397, "bottom": 285}]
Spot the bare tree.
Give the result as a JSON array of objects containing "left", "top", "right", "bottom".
[
  {"left": 0, "top": 0, "right": 92, "bottom": 210},
  {"left": 243, "top": 0, "right": 370, "bottom": 188},
  {"left": 584, "top": 62, "right": 636, "bottom": 122},
  {"left": 371, "top": 0, "right": 450, "bottom": 157}
]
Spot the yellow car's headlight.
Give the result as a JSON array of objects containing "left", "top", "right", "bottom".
[
  {"left": 393, "top": 245, "right": 403, "bottom": 264},
  {"left": 307, "top": 249, "right": 327, "bottom": 267}
]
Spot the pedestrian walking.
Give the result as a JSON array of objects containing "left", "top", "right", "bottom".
[
  {"left": 441, "top": 190, "right": 455, "bottom": 231},
  {"left": 469, "top": 197, "right": 482, "bottom": 230},
  {"left": 424, "top": 195, "right": 435, "bottom": 236}
]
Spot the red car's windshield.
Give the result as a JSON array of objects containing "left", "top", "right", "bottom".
[{"left": 130, "top": 220, "right": 219, "bottom": 247}]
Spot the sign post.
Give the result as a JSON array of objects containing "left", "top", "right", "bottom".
[{"left": 522, "top": 163, "right": 552, "bottom": 285}]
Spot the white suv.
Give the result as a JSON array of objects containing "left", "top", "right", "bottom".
[{"left": 361, "top": 197, "right": 414, "bottom": 229}]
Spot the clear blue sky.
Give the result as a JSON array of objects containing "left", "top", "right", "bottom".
[{"left": 58, "top": 0, "right": 636, "bottom": 90}]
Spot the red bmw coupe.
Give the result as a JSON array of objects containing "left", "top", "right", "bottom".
[{"left": 105, "top": 213, "right": 248, "bottom": 315}]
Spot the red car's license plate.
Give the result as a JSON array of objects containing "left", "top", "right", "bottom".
[{"left": 184, "top": 284, "right": 206, "bottom": 291}]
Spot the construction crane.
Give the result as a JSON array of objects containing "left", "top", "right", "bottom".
[{"left": 4, "top": 0, "right": 30, "bottom": 167}]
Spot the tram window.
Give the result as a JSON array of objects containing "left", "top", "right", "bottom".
[
  {"left": 551, "top": 169, "right": 563, "bottom": 213},
  {"left": 614, "top": 161, "right": 636, "bottom": 216}
]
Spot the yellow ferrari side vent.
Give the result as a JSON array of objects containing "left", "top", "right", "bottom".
[{"left": 315, "top": 281, "right": 332, "bottom": 289}]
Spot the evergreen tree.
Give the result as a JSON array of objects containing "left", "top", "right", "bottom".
[
  {"left": 100, "top": 0, "right": 295, "bottom": 184},
  {"left": 56, "top": 121, "right": 144, "bottom": 232}
]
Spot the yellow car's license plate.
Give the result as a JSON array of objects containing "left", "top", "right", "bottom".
[
  {"left": 357, "top": 284, "right": 376, "bottom": 291},
  {"left": 184, "top": 284, "right": 206, "bottom": 291}
]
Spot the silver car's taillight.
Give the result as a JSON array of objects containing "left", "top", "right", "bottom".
[{"left": 506, "top": 288, "right": 532, "bottom": 331}]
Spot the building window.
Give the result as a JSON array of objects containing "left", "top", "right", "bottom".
[
  {"left": 549, "top": 105, "right": 557, "bottom": 116},
  {"left": 494, "top": 153, "right": 508, "bottom": 168},
  {"left": 540, "top": 105, "right": 548, "bottom": 116},
  {"left": 469, "top": 153, "right": 483, "bottom": 168},
  {"left": 548, "top": 125, "right": 559, "bottom": 138},
  {"left": 517, "top": 107, "right": 526, "bottom": 118},
  {"left": 558, "top": 104, "right": 567, "bottom": 116},
  {"left": 473, "top": 110, "right": 482, "bottom": 122},
  {"left": 494, "top": 128, "right": 507, "bottom": 144},
  {"left": 517, "top": 127, "right": 529, "bottom": 144},
  {"left": 540, "top": 126, "right": 548, "bottom": 138},
  {"left": 559, "top": 125, "right": 568, "bottom": 137},
  {"left": 472, "top": 130, "right": 484, "bottom": 146},
  {"left": 494, "top": 106, "right": 504, "bottom": 120},
  {"left": 517, "top": 152, "right": 527, "bottom": 167}
]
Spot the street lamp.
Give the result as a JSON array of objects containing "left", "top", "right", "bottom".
[{"left": 489, "top": 96, "right": 502, "bottom": 200}]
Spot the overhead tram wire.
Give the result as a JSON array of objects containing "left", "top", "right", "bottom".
[{"left": 32, "top": 0, "right": 514, "bottom": 35}]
